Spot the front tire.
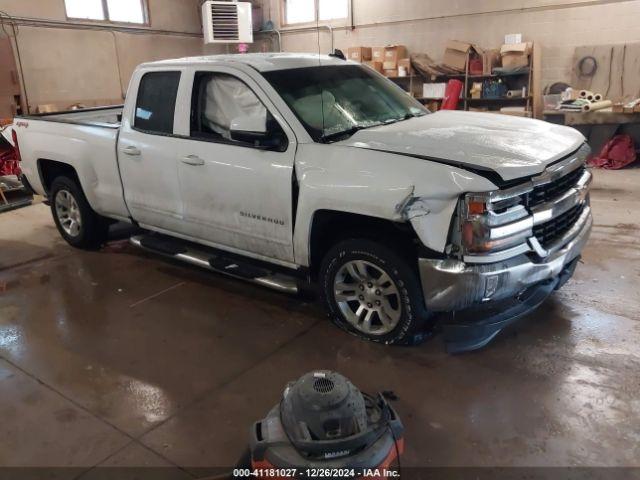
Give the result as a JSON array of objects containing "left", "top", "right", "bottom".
[
  {"left": 319, "top": 239, "right": 430, "bottom": 345},
  {"left": 50, "top": 176, "right": 108, "bottom": 249}
]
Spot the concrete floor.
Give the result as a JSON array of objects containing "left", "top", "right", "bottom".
[{"left": 0, "top": 169, "right": 639, "bottom": 476}]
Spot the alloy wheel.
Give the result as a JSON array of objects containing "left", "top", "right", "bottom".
[
  {"left": 333, "top": 260, "right": 402, "bottom": 335},
  {"left": 55, "top": 190, "right": 82, "bottom": 237}
]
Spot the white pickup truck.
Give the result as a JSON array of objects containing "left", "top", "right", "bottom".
[{"left": 14, "top": 53, "right": 592, "bottom": 352}]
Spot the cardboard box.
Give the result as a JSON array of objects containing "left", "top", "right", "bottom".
[
  {"left": 364, "top": 61, "right": 384, "bottom": 74},
  {"left": 35, "top": 104, "right": 58, "bottom": 114},
  {"left": 443, "top": 40, "right": 479, "bottom": 72},
  {"left": 500, "top": 42, "right": 532, "bottom": 70},
  {"left": 372, "top": 47, "right": 385, "bottom": 62},
  {"left": 397, "top": 58, "right": 413, "bottom": 75},
  {"left": 383, "top": 69, "right": 398, "bottom": 78},
  {"left": 482, "top": 49, "right": 501, "bottom": 75},
  {"left": 381, "top": 45, "right": 407, "bottom": 69},
  {"left": 504, "top": 33, "right": 522, "bottom": 45},
  {"left": 422, "top": 83, "right": 447, "bottom": 99},
  {"left": 347, "top": 46, "right": 372, "bottom": 63},
  {"left": 612, "top": 103, "right": 624, "bottom": 113}
]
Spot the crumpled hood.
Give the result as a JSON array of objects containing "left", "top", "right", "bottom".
[{"left": 339, "top": 110, "right": 585, "bottom": 182}]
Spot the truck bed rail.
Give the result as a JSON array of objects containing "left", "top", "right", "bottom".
[{"left": 17, "top": 105, "right": 124, "bottom": 129}]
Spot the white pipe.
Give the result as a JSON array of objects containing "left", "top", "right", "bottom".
[{"left": 258, "top": 29, "right": 282, "bottom": 52}]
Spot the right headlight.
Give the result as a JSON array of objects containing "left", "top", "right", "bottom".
[{"left": 459, "top": 191, "right": 533, "bottom": 254}]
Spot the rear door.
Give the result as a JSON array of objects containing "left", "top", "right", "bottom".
[
  {"left": 117, "top": 69, "right": 185, "bottom": 232},
  {"left": 171, "top": 67, "right": 297, "bottom": 264}
]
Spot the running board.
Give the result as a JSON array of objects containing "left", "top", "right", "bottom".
[{"left": 130, "top": 235, "right": 298, "bottom": 294}]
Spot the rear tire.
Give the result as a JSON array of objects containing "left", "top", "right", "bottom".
[
  {"left": 319, "top": 239, "right": 430, "bottom": 345},
  {"left": 50, "top": 176, "right": 108, "bottom": 249}
]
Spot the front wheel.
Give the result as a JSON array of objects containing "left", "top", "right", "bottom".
[
  {"left": 319, "top": 239, "right": 430, "bottom": 345},
  {"left": 50, "top": 176, "right": 108, "bottom": 249}
]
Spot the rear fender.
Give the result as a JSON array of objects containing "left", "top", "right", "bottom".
[{"left": 15, "top": 121, "right": 128, "bottom": 219}]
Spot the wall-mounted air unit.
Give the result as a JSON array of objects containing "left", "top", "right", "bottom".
[{"left": 202, "top": 1, "right": 253, "bottom": 44}]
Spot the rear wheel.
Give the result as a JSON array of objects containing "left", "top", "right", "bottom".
[
  {"left": 50, "top": 176, "right": 108, "bottom": 249},
  {"left": 319, "top": 239, "right": 430, "bottom": 345}
]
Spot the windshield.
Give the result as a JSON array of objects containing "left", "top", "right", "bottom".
[{"left": 262, "top": 65, "right": 428, "bottom": 143}]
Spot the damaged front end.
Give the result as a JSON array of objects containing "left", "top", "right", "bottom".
[
  {"left": 404, "top": 146, "right": 593, "bottom": 353},
  {"left": 418, "top": 224, "right": 589, "bottom": 353}
]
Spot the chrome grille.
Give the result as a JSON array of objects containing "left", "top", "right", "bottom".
[
  {"left": 533, "top": 202, "right": 586, "bottom": 248},
  {"left": 527, "top": 166, "right": 586, "bottom": 208}
]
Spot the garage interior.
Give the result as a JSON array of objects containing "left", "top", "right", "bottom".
[{"left": 1, "top": 0, "right": 640, "bottom": 478}]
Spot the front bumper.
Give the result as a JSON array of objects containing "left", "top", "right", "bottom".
[{"left": 418, "top": 206, "right": 592, "bottom": 352}]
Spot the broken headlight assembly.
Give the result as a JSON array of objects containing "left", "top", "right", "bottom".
[{"left": 457, "top": 190, "right": 533, "bottom": 255}]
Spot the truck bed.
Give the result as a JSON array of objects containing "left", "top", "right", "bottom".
[
  {"left": 15, "top": 105, "right": 130, "bottom": 221},
  {"left": 22, "top": 105, "right": 123, "bottom": 128}
]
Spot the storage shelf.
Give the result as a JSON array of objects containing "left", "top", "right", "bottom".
[
  {"left": 418, "top": 43, "right": 538, "bottom": 115},
  {"left": 429, "top": 71, "right": 530, "bottom": 79},
  {"left": 466, "top": 96, "right": 532, "bottom": 102},
  {"left": 467, "top": 71, "right": 530, "bottom": 79},
  {"left": 0, "top": 197, "right": 32, "bottom": 213},
  {"left": 417, "top": 97, "right": 464, "bottom": 102},
  {"left": 419, "top": 97, "right": 529, "bottom": 103},
  {"left": 0, "top": 185, "right": 25, "bottom": 193},
  {"left": 384, "top": 43, "right": 538, "bottom": 115},
  {"left": 387, "top": 75, "right": 420, "bottom": 80},
  {"left": 429, "top": 73, "right": 465, "bottom": 78}
]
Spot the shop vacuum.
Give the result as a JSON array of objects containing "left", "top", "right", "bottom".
[{"left": 246, "top": 371, "right": 404, "bottom": 476}]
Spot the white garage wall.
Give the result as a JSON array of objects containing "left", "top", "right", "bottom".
[
  {"left": 3, "top": 0, "right": 637, "bottom": 110},
  {"left": 0, "top": 0, "right": 219, "bottom": 112}
]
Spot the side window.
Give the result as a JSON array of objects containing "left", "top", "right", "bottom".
[
  {"left": 191, "top": 72, "right": 274, "bottom": 142},
  {"left": 134, "top": 71, "right": 181, "bottom": 135}
]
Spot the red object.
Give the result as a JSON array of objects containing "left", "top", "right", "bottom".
[
  {"left": 11, "top": 129, "right": 21, "bottom": 163},
  {"left": 0, "top": 128, "right": 21, "bottom": 177},
  {"left": 469, "top": 55, "right": 483, "bottom": 75},
  {"left": 588, "top": 134, "right": 637, "bottom": 169},
  {"left": 441, "top": 79, "right": 463, "bottom": 110}
]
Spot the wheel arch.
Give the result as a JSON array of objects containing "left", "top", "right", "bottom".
[
  {"left": 47, "top": 172, "right": 109, "bottom": 249},
  {"left": 306, "top": 209, "right": 425, "bottom": 280},
  {"left": 38, "top": 159, "right": 81, "bottom": 196}
]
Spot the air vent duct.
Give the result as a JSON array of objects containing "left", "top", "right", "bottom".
[{"left": 202, "top": 1, "right": 253, "bottom": 44}]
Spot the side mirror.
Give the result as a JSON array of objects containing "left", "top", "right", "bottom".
[
  {"left": 230, "top": 115, "right": 268, "bottom": 144},
  {"left": 230, "top": 114, "right": 287, "bottom": 151}
]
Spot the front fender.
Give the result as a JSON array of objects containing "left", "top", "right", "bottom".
[{"left": 293, "top": 144, "right": 497, "bottom": 266}]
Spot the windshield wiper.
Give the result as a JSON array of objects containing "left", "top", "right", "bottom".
[
  {"left": 384, "top": 113, "right": 418, "bottom": 125},
  {"left": 320, "top": 124, "right": 376, "bottom": 143},
  {"left": 320, "top": 113, "right": 420, "bottom": 143}
]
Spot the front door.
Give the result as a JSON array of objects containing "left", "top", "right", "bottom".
[{"left": 172, "top": 68, "right": 297, "bottom": 264}]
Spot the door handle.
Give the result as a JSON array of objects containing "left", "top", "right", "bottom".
[
  {"left": 122, "top": 146, "right": 141, "bottom": 156},
  {"left": 181, "top": 155, "right": 205, "bottom": 166}
]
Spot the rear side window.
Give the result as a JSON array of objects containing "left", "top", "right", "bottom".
[{"left": 134, "top": 71, "right": 181, "bottom": 134}]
